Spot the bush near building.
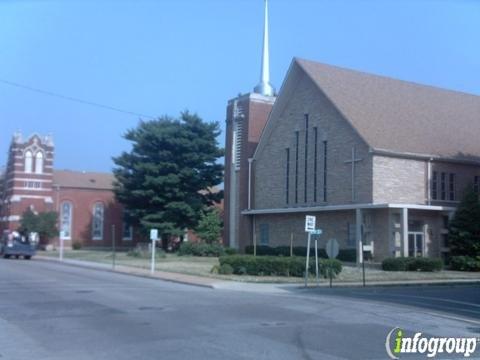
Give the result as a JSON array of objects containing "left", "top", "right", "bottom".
[
  {"left": 177, "top": 242, "right": 236, "bottom": 257},
  {"left": 450, "top": 256, "right": 480, "bottom": 272},
  {"left": 218, "top": 255, "right": 342, "bottom": 277},
  {"left": 244, "top": 245, "right": 357, "bottom": 262},
  {"left": 382, "top": 257, "right": 443, "bottom": 272}
]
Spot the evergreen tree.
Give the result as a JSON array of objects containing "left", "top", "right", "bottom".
[
  {"left": 448, "top": 188, "right": 480, "bottom": 257},
  {"left": 195, "top": 208, "right": 222, "bottom": 244},
  {"left": 113, "top": 111, "right": 223, "bottom": 249}
]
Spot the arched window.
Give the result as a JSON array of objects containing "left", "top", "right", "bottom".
[
  {"left": 60, "top": 202, "right": 73, "bottom": 240},
  {"left": 35, "top": 152, "right": 44, "bottom": 174},
  {"left": 24, "top": 151, "right": 33, "bottom": 173},
  {"left": 92, "top": 202, "right": 104, "bottom": 240}
]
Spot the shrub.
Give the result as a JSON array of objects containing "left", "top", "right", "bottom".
[
  {"left": 224, "top": 247, "right": 237, "bottom": 256},
  {"left": 127, "top": 245, "right": 166, "bottom": 259},
  {"left": 72, "top": 241, "right": 82, "bottom": 250},
  {"left": 406, "top": 258, "right": 443, "bottom": 272},
  {"left": 218, "top": 255, "right": 342, "bottom": 278},
  {"left": 382, "top": 257, "right": 443, "bottom": 272},
  {"left": 244, "top": 245, "right": 356, "bottom": 262},
  {"left": 219, "top": 263, "right": 234, "bottom": 275},
  {"left": 450, "top": 256, "right": 480, "bottom": 272},
  {"left": 177, "top": 242, "right": 226, "bottom": 257}
]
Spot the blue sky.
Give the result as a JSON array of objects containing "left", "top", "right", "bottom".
[{"left": 1, "top": 0, "right": 478, "bottom": 172}]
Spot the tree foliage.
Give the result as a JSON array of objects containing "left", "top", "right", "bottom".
[
  {"left": 195, "top": 208, "right": 222, "bottom": 244},
  {"left": 113, "top": 111, "right": 224, "bottom": 247},
  {"left": 448, "top": 188, "right": 480, "bottom": 257},
  {"left": 19, "top": 209, "right": 58, "bottom": 242}
]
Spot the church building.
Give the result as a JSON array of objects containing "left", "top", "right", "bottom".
[
  {"left": 225, "top": 1, "right": 480, "bottom": 262},
  {"left": 0, "top": 133, "right": 140, "bottom": 247}
]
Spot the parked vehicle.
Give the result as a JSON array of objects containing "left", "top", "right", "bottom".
[{"left": 0, "top": 231, "right": 37, "bottom": 259}]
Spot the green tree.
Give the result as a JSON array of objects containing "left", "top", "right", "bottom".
[
  {"left": 19, "top": 209, "right": 58, "bottom": 243},
  {"left": 448, "top": 188, "right": 480, "bottom": 257},
  {"left": 195, "top": 208, "right": 222, "bottom": 244},
  {"left": 113, "top": 111, "right": 224, "bottom": 249}
]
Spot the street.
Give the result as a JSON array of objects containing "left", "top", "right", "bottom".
[{"left": 0, "top": 259, "right": 478, "bottom": 360}]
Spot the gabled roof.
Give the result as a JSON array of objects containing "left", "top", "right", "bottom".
[
  {"left": 53, "top": 170, "right": 114, "bottom": 190},
  {"left": 295, "top": 58, "right": 480, "bottom": 162}
]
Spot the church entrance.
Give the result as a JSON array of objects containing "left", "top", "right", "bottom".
[{"left": 408, "top": 232, "right": 424, "bottom": 257}]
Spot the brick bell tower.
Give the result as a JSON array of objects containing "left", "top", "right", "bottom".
[
  {"left": 224, "top": 0, "right": 276, "bottom": 250},
  {"left": 0, "top": 132, "right": 55, "bottom": 233}
]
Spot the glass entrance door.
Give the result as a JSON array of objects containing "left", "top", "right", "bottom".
[{"left": 408, "top": 232, "right": 424, "bottom": 257}]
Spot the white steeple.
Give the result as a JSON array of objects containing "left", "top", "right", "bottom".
[{"left": 254, "top": 0, "right": 275, "bottom": 97}]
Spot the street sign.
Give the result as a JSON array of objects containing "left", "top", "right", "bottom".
[
  {"left": 305, "top": 215, "right": 316, "bottom": 232},
  {"left": 150, "top": 229, "right": 158, "bottom": 241},
  {"left": 326, "top": 238, "right": 340, "bottom": 259},
  {"left": 310, "top": 229, "right": 322, "bottom": 235}
]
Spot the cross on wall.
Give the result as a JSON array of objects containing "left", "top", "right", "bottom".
[{"left": 344, "top": 146, "right": 363, "bottom": 202}]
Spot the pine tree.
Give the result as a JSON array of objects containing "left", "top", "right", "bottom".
[
  {"left": 195, "top": 208, "right": 222, "bottom": 244},
  {"left": 448, "top": 188, "right": 480, "bottom": 257},
  {"left": 113, "top": 111, "right": 224, "bottom": 249}
]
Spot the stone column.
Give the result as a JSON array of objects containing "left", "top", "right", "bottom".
[{"left": 402, "top": 207, "right": 409, "bottom": 257}]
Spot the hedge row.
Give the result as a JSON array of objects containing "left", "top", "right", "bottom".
[
  {"left": 450, "top": 256, "right": 480, "bottom": 272},
  {"left": 177, "top": 242, "right": 237, "bottom": 257},
  {"left": 218, "top": 255, "right": 342, "bottom": 278},
  {"left": 381, "top": 257, "right": 443, "bottom": 272},
  {"left": 244, "top": 245, "right": 357, "bottom": 262}
]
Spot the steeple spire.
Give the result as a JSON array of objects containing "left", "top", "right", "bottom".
[{"left": 254, "top": 0, "right": 275, "bottom": 97}]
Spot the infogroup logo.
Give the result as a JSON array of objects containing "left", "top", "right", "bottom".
[{"left": 385, "top": 328, "right": 479, "bottom": 359}]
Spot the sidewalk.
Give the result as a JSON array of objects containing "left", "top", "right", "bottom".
[{"left": 35, "top": 255, "right": 480, "bottom": 293}]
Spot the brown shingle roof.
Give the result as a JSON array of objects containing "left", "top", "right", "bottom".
[
  {"left": 296, "top": 58, "right": 480, "bottom": 162},
  {"left": 53, "top": 170, "right": 114, "bottom": 190}
]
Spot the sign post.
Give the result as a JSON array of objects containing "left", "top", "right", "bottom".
[
  {"left": 310, "top": 229, "right": 322, "bottom": 287},
  {"left": 304, "top": 216, "right": 316, "bottom": 287},
  {"left": 325, "top": 238, "right": 340, "bottom": 288},
  {"left": 59, "top": 231, "right": 64, "bottom": 261},
  {"left": 150, "top": 229, "right": 158, "bottom": 275}
]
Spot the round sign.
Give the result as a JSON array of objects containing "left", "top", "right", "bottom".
[{"left": 325, "top": 238, "right": 339, "bottom": 259}]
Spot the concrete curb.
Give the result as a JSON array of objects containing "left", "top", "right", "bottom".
[
  {"left": 34, "top": 256, "right": 219, "bottom": 289},
  {"left": 297, "top": 279, "right": 480, "bottom": 290}
]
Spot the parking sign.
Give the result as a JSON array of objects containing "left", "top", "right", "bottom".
[{"left": 305, "top": 215, "right": 316, "bottom": 232}]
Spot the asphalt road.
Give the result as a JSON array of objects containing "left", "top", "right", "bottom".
[
  {"left": 0, "top": 259, "right": 478, "bottom": 360},
  {"left": 305, "top": 284, "right": 480, "bottom": 322}
]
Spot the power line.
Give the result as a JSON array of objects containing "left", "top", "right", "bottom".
[{"left": 0, "top": 78, "right": 156, "bottom": 119}]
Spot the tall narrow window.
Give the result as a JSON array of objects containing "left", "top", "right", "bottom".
[
  {"left": 323, "top": 140, "right": 328, "bottom": 202},
  {"left": 285, "top": 148, "right": 290, "bottom": 204},
  {"left": 449, "top": 173, "right": 456, "bottom": 201},
  {"left": 304, "top": 114, "right": 309, "bottom": 203},
  {"left": 259, "top": 224, "right": 269, "bottom": 245},
  {"left": 24, "top": 151, "right": 33, "bottom": 173},
  {"left": 92, "top": 202, "right": 104, "bottom": 240},
  {"left": 123, "top": 224, "right": 133, "bottom": 241},
  {"left": 440, "top": 172, "right": 446, "bottom": 200},
  {"left": 232, "top": 120, "right": 243, "bottom": 171},
  {"left": 474, "top": 176, "right": 479, "bottom": 194},
  {"left": 35, "top": 152, "right": 44, "bottom": 174},
  {"left": 295, "top": 131, "right": 299, "bottom": 204},
  {"left": 60, "top": 201, "right": 72, "bottom": 240},
  {"left": 313, "top": 127, "right": 318, "bottom": 202},
  {"left": 431, "top": 171, "right": 438, "bottom": 200}
]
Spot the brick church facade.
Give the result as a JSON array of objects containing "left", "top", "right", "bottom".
[
  {"left": 224, "top": 1, "right": 480, "bottom": 262},
  {"left": 0, "top": 133, "right": 140, "bottom": 247},
  {"left": 226, "top": 57, "right": 480, "bottom": 262}
]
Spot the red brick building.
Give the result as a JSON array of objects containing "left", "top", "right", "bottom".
[{"left": 0, "top": 133, "right": 139, "bottom": 247}]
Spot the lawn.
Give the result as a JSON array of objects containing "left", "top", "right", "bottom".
[{"left": 38, "top": 250, "right": 480, "bottom": 284}]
